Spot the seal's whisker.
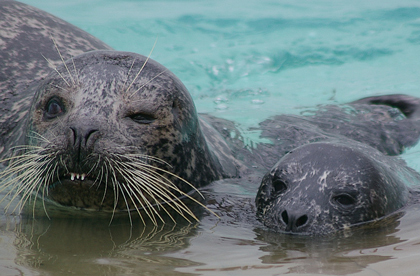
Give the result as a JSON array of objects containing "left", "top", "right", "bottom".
[
  {"left": 106, "top": 162, "right": 119, "bottom": 224},
  {"left": 129, "top": 170, "right": 196, "bottom": 222},
  {"left": 51, "top": 84, "right": 70, "bottom": 93},
  {"left": 130, "top": 69, "right": 167, "bottom": 98},
  {"left": 111, "top": 153, "right": 207, "bottom": 205},
  {"left": 50, "top": 35, "right": 75, "bottom": 86},
  {"left": 116, "top": 165, "right": 172, "bottom": 224},
  {"left": 98, "top": 164, "right": 108, "bottom": 204},
  {"left": 41, "top": 54, "right": 70, "bottom": 87},
  {"left": 118, "top": 176, "right": 160, "bottom": 226},
  {"left": 112, "top": 176, "right": 134, "bottom": 226},
  {"left": 71, "top": 56, "right": 80, "bottom": 85},
  {"left": 121, "top": 177, "right": 164, "bottom": 225},
  {"left": 124, "top": 153, "right": 172, "bottom": 167},
  {"left": 109, "top": 156, "right": 203, "bottom": 222},
  {"left": 108, "top": 157, "right": 156, "bottom": 226},
  {"left": 122, "top": 58, "right": 137, "bottom": 93},
  {"left": 125, "top": 37, "right": 158, "bottom": 95},
  {"left": 125, "top": 172, "right": 190, "bottom": 223},
  {"left": 126, "top": 158, "right": 206, "bottom": 200},
  {"left": 27, "top": 131, "right": 52, "bottom": 145},
  {"left": 108, "top": 156, "right": 195, "bottom": 223},
  {"left": 0, "top": 138, "right": 217, "bottom": 224},
  {"left": 7, "top": 160, "right": 51, "bottom": 210},
  {"left": 9, "top": 165, "right": 44, "bottom": 213},
  {"left": 0, "top": 143, "right": 58, "bottom": 216},
  {"left": 104, "top": 158, "right": 117, "bottom": 204},
  {"left": 29, "top": 168, "right": 51, "bottom": 219}
]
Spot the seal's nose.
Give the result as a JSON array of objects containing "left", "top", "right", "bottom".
[
  {"left": 69, "top": 126, "right": 100, "bottom": 163},
  {"left": 280, "top": 209, "right": 309, "bottom": 232}
]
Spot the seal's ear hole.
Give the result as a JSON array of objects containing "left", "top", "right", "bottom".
[
  {"left": 44, "top": 97, "right": 65, "bottom": 119},
  {"left": 333, "top": 194, "right": 356, "bottom": 207},
  {"left": 272, "top": 178, "right": 287, "bottom": 195},
  {"left": 172, "top": 100, "right": 180, "bottom": 120}
]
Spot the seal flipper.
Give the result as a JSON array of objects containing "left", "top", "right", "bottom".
[{"left": 351, "top": 94, "right": 420, "bottom": 119}]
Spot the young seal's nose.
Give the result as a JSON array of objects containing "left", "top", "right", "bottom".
[{"left": 280, "top": 209, "right": 309, "bottom": 232}]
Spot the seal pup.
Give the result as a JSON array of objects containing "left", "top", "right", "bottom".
[{"left": 255, "top": 101, "right": 420, "bottom": 235}]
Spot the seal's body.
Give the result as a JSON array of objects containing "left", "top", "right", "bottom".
[
  {"left": 2, "top": 1, "right": 420, "bottom": 229},
  {"left": 0, "top": 1, "right": 242, "bottom": 222}
]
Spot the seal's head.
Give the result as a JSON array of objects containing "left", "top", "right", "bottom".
[
  {"left": 3, "top": 50, "right": 222, "bottom": 223},
  {"left": 256, "top": 142, "right": 410, "bottom": 235}
]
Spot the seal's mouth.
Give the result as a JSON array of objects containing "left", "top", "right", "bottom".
[
  {"left": 47, "top": 170, "right": 146, "bottom": 212},
  {"left": 68, "top": 172, "right": 87, "bottom": 181},
  {"left": 0, "top": 149, "right": 209, "bottom": 224}
]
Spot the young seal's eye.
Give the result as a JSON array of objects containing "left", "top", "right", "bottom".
[
  {"left": 129, "top": 113, "right": 156, "bottom": 124},
  {"left": 333, "top": 194, "right": 356, "bottom": 207},
  {"left": 272, "top": 178, "right": 287, "bottom": 195},
  {"left": 44, "top": 98, "right": 64, "bottom": 119}
]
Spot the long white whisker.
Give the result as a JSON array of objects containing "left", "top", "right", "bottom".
[
  {"left": 41, "top": 54, "right": 70, "bottom": 87},
  {"left": 125, "top": 37, "right": 158, "bottom": 95},
  {"left": 50, "top": 35, "right": 75, "bottom": 86}
]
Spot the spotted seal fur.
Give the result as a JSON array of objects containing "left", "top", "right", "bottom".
[
  {"left": 256, "top": 141, "right": 420, "bottom": 235},
  {"left": 255, "top": 100, "right": 420, "bottom": 235},
  {"left": 2, "top": 1, "right": 420, "bottom": 229},
  {"left": 0, "top": 0, "right": 245, "bottom": 223}
]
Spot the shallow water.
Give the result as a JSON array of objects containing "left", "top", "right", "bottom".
[{"left": 3, "top": 0, "right": 420, "bottom": 275}]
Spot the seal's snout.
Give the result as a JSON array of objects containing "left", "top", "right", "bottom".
[
  {"left": 69, "top": 126, "right": 100, "bottom": 148},
  {"left": 68, "top": 126, "right": 100, "bottom": 166},
  {"left": 279, "top": 209, "right": 309, "bottom": 232}
]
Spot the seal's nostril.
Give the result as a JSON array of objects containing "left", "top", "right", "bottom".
[
  {"left": 296, "top": 215, "right": 308, "bottom": 228},
  {"left": 85, "top": 129, "right": 99, "bottom": 145},
  {"left": 70, "top": 127, "right": 77, "bottom": 146},
  {"left": 280, "top": 209, "right": 308, "bottom": 232},
  {"left": 281, "top": 210, "right": 289, "bottom": 225}
]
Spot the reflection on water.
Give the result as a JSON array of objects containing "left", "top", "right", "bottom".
[
  {"left": 1, "top": 182, "right": 420, "bottom": 275},
  {"left": 10, "top": 216, "right": 200, "bottom": 276},
  {"left": 255, "top": 215, "right": 403, "bottom": 275}
]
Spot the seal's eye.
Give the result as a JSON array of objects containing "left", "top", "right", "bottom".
[
  {"left": 272, "top": 178, "right": 287, "bottom": 195},
  {"left": 129, "top": 113, "right": 156, "bottom": 124},
  {"left": 44, "top": 98, "right": 64, "bottom": 119},
  {"left": 333, "top": 194, "right": 356, "bottom": 207}
]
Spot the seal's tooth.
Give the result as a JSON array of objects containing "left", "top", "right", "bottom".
[
  {"left": 81, "top": 174, "right": 86, "bottom": 181},
  {"left": 76, "top": 174, "right": 80, "bottom": 180},
  {"left": 71, "top": 173, "right": 75, "bottom": 181}
]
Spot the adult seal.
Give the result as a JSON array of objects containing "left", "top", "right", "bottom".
[{"left": 0, "top": 1, "right": 243, "bottom": 223}]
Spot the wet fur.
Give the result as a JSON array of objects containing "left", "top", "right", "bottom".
[{"left": 2, "top": 1, "right": 420, "bottom": 231}]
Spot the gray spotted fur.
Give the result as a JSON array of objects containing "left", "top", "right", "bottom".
[
  {"left": 0, "top": 0, "right": 112, "bottom": 157},
  {"left": 2, "top": 1, "right": 420, "bottom": 232}
]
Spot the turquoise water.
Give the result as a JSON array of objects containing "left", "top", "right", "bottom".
[
  {"left": 4, "top": 0, "right": 420, "bottom": 275},
  {"left": 20, "top": 0, "right": 420, "bottom": 165}
]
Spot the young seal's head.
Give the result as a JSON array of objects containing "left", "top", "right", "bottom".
[
  {"left": 256, "top": 142, "right": 412, "bottom": 235},
  {"left": 2, "top": 50, "right": 222, "bottom": 223}
]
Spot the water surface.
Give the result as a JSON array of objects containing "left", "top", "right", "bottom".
[{"left": 3, "top": 0, "right": 420, "bottom": 275}]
